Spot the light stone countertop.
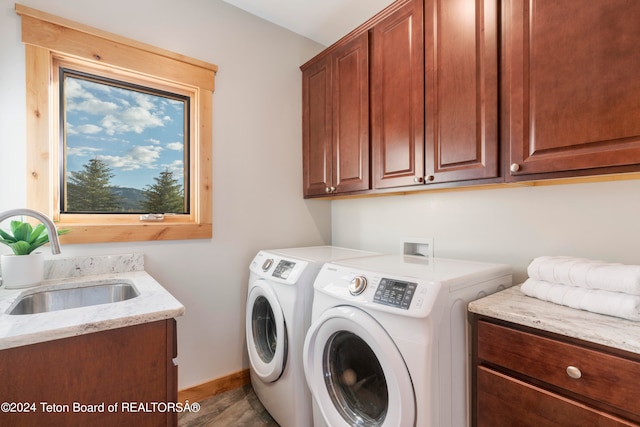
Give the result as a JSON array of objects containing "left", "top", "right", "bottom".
[
  {"left": 0, "top": 253, "right": 184, "bottom": 350},
  {"left": 468, "top": 285, "right": 640, "bottom": 355}
]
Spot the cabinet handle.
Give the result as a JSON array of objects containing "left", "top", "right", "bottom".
[
  {"left": 330, "top": 186, "right": 336, "bottom": 193},
  {"left": 325, "top": 187, "right": 331, "bottom": 193},
  {"left": 510, "top": 163, "right": 521, "bottom": 173},
  {"left": 425, "top": 175, "right": 435, "bottom": 182},
  {"left": 414, "top": 176, "right": 424, "bottom": 183},
  {"left": 566, "top": 366, "right": 582, "bottom": 379}
]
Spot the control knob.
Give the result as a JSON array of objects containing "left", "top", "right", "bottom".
[
  {"left": 349, "top": 276, "right": 368, "bottom": 295},
  {"left": 262, "top": 258, "right": 274, "bottom": 272}
]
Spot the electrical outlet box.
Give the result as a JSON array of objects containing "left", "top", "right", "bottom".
[{"left": 403, "top": 238, "right": 434, "bottom": 257}]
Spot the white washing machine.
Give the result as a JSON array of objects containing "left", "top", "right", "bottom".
[
  {"left": 303, "top": 254, "right": 512, "bottom": 427},
  {"left": 246, "top": 246, "right": 376, "bottom": 427}
]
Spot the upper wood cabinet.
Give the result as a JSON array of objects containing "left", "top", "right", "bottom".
[
  {"left": 424, "top": 0, "right": 499, "bottom": 184},
  {"left": 302, "top": 0, "right": 640, "bottom": 197},
  {"left": 302, "top": 32, "right": 370, "bottom": 197},
  {"left": 302, "top": 0, "right": 498, "bottom": 196},
  {"left": 371, "top": 0, "right": 499, "bottom": 188},
  {"left": 373, "top": 0, "right": 499, "bottom": 189},
  {"left": 504, "top": 0, "right": 640, "bottom": 179},
  {"left": 371, "top": 0, "right": 425, "bottom": 189}
]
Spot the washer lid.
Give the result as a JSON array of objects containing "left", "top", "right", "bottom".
[
  {"left": 246, "top": 280, "right": 287, "bottom": 382},
  {"left": 303, "top": 306, "right": 415, "bottom": 427}
]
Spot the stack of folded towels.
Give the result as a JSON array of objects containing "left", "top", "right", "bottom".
[{"left": 521, "top": 256, "right": 640, "bottom": 321}]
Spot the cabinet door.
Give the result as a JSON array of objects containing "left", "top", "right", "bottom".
[
  {"left": 302, "top": 56, "right": 333, "bottom": 196},
  {"left": 332, "top": 32, "right": 370, "bottom": 194},
  {"left": 302, "top": 34, "right": 369, "bottom": 197},
  {"left": 371, "top": 0, "right": 425, "bottom": 189},
  {"left": 424, "top": 0, "right": 498, "bottom": 182},
  {"left": 0, "top": 320, "right": 176, "bottom": 427},
  {"left": 504, "top": 0, "right": 640, "bottom": 178}
]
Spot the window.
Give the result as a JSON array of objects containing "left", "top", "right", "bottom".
[
  {"left": 60, "top": 68, "right": 189, "bottom": 214},
  {"left": 17, "top": 4, "right": 217, "bottom": 243}
]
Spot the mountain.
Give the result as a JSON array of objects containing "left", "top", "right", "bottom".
[{"left": 111, "top": 186, "right": 146, "bottom": 212}]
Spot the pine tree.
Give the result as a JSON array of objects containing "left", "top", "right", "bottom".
[
  {"left": 142, "top": 169, "right": 185, "bottom": 213},
  {"left": 66, "top": 158, "right": 122, "bottom": 212}
]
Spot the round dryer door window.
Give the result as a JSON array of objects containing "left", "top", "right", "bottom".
[
  {"left": 304, "top": 306, "right": 415, "bottom": 427},
  {"left": 246, "top": 280, "right": 287, "bottom": 382}
]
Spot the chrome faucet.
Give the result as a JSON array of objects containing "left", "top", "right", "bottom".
[{"left": 0, "top": 209, "right": 61, "bottom": 254}]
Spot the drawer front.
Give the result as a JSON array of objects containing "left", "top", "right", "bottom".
[
  {"left": 477, "top": 366, "right": 638, "bottom": 427},
  {"left": 477, "top": 320, "right": 640, "bottom": 416}
]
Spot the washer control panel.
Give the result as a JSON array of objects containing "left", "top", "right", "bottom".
[
  {"left": 314, "top": 264, "right": 443, "bottom": 317},
  {"left": 374, "top": 278, "right": 417, "bottom": 309}
]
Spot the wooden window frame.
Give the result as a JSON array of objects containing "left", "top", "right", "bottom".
[{"left": 17, "top": 4, "right": 217, "bottom": 244}]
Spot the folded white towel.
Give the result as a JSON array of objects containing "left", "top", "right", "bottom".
[
  {"left": 527, "top": 256, "right": 640, "bottom": 295},
  {"left": 521, "top": 279, "right": 640, "bottom": 321}
]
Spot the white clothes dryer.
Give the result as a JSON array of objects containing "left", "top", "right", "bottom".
[
  {"left": 246, "top": 246, "right": 376, "bottom": 427},
  {"left": 303, "top": 254, "right": 512, "bottom": 427}
]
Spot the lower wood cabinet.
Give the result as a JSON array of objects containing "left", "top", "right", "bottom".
[
  {"left": 472, "top": 317, "right": 640, "bottom": 426},
  {"left": 0, "top": 319, "right": 178, "bottom": 427},
  {"left": 477, "top": 367, "right": 635, "bottom": 427}
]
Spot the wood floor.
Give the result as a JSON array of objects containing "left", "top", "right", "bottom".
[{"left": 178, "top": 385, "right": 279, "bottom": 426}]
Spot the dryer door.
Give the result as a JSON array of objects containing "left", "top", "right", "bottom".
[
  {"left": 303, "top": 306, "right": 415, "bottom": 427},
  {"left": 246, "top": 279, "right": 287, "bottom": 382}
]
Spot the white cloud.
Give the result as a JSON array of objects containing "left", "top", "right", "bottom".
[
  {"left": 97, "top": 145, "right": 163, "bottom": 171},
  {"left": 131, "top": 92, "right": 156, "bottom": 111},
  {"left": 65, "top": 78, "right": 119, "bottom": 116},
  {"left": 166, "top": 142, "right": 183, "bottom": 151},
  {"left": 69, "top": 98, "right": 119, "bottom": 116},
  {"left": 67, "top": 146, "right": 103, "bottom": 156},
  {"left": 64, "top": 78, "right": 90, "bottom": 99},
  {"left": 66, "top": 76, "right": 172, "bottom": 136},
  {"left": 75, "top": 124, "right": 103, "bottom": 135},
  {"left": 101, "top": 106, "right": 164, "bottom": 135}
]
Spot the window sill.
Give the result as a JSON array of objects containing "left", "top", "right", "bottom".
[{"left": 58, "top": 222, "right": 212, "bottom": 244}]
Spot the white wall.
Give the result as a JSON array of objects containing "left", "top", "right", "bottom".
[
  {"left": 0, "top": 0, "right": 330, "bottom": 389},
  {"left": 332, "top": 179, "right": 640, "bottom": 284}
]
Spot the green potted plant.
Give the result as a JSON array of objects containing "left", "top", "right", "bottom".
[{"left": 0, "top": 220, "right": 69, "bottom": 288}]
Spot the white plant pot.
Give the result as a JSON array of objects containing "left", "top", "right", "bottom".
[{"left": 1, "top": 252, "right": 44, "bottom": 289}]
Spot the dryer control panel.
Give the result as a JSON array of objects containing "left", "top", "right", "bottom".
[
  {"left": 272, "top": 260, "right": 296, "bottom": 280},
  {"left": 250, "top": 251, "right": 311, "bottom": 285}
]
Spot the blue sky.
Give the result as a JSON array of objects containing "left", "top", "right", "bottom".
[{"left": 64, "top": 74, "right": 186, "bottom": 190}]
